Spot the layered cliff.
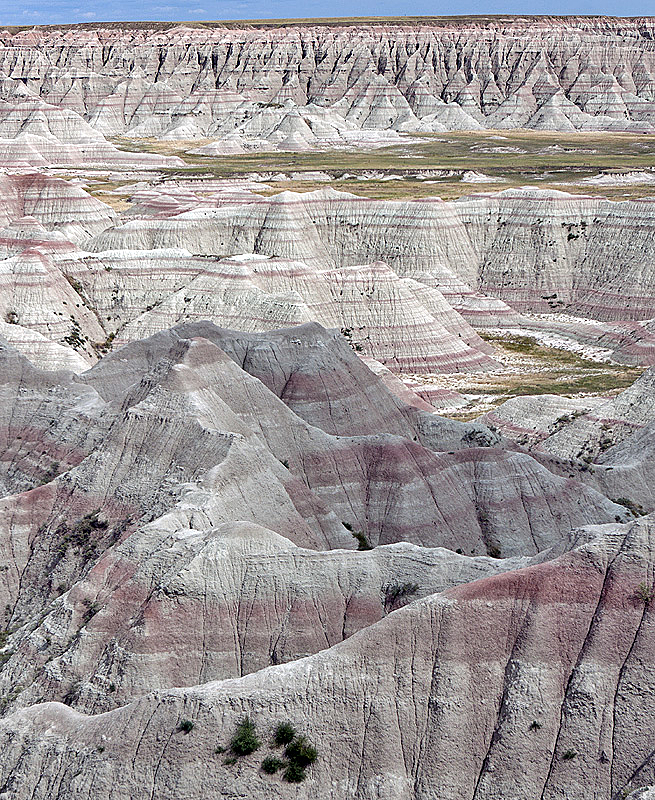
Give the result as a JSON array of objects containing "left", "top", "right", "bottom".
[{"left": 0, "top": 17, "right": 653, "bottom": 151}]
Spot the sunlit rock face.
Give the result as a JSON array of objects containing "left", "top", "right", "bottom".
[
  {"left": 0, "top": 322, "right": 632, "bottom": 724},
  {"left": 0, "top": 18, "right": 653, "bottom": 800},
  {"left": 1, "top": 515, "right": 654, "bottom": 800},
  {"left": 0, "top": 17, "right": 653, "bottom": 155}
]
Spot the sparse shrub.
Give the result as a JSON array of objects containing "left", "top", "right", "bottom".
[
  {"left": 223, "top": 755, "right": 238, "bottom": 765},
  {"left": 352, "top": 530, "right": 372, "bottom": 551},
  {"left": 612, "top": 498, "right": 647, "bottom": 517},
  {"left": 177, "top": 719, "right": 194, "bottom": 733},
  {"left": 214, "top": 745, "right": 226, "bottom": 754},
  {"left": 261, "top": 756, "right": 285, "bottom": 774},
  {"left": 529, "top": 720, "right": 542, "bottom": 731},
  {"left": 273, "top": 721, "right": 296, "bottom": 747},
  {"left": 342, "top": 521, "right": 354, "bottom": 532},
  {"left": 486, "top": 543, "right": 502, "bottom": 559},
  {"left": 66, "top": 277, "right": 84, "bottom": 294},
  {"left": 95, "top": 332, "right": 116, "bottom": 354},
  {"left": 81, "top": 599, "right": 99, "bottom": 624},
  {"left": 636, "top": 581, "right": 653, "bottom": 605},
  {"left": 38, "top": 461, "right": 60, "bottom": 486},
  {"left": 56, "top": 510, "right": 110, "bottom": 561},
  {"left": 63, "top": 680, "right": 81, "bottom": 706},
  {"left": 383, "top": 582, "right": 419, "bottom": 612},
  {"left": 230, "top": 716, "right": 261, "bottom": 756},
  {"left": 461, "top": 428, "right": 496, "bottom": 448},
  {"left": 562, "top": 749, "right": 577, "bottom": 761},
  {"left": 5, "top": 311, "right": 17, "bottom": 325}
]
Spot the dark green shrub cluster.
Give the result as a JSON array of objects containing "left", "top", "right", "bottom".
[
  {"left": 352, "top": 530, "right": 372, "bottom": 551},
  {"left": 263, "top": 722, "right": 318, "bottom": 783},
  {"left": 284, "top": 736, "right": 318, "bottom": 769},
  {"left": 273, "top": 721, "right": 296, "bottom": 746},
  {"left": 177, "top": 719, "right": 194, "bottom": 733},
  {"left": 261, "top": 756, "right": 285, "bottom": 774},
  {"left": 55, "top": 509, "right": 108, "bottom": 561},
  {"left": 222, "top": 717, "right": 318, "bottom": 783},
  {"left": 229, "top": 716, "right": 261, "bottom": 756},
  {"left": 612, "top": 497, "right": 647, "bottom": 517}
]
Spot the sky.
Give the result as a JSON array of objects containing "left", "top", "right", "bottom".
[{"left": 2, "top": 0, "right": 653, "bottom": 27}]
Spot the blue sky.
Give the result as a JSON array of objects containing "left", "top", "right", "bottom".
[{"left": 2, "top": 0, "right": 652, "bottom": 26}]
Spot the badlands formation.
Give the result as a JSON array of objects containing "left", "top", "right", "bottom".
[{"left": 0, "top": 14, "right": 654, "bottom": 800}]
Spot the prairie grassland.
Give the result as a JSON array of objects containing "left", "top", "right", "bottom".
[
  {"left": 112, "top": 130, "right": 655, "bottom": 202},
  {"left": 428, "top": 334, "right": 644, "bottom": 420}
]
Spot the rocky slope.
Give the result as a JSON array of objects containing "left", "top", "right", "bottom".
[
  {"left": 0, "top": 516, "right": 654, "bottom": 799},
  {"left": 480, "top": 367, "right": 655, "bottom": 512},
  {"left": 0, "top": 322, "right": 637, "bottom": 725},
  {"left": 87, "top": 187, "right": 655, "bottom": 324},
  {"left": 0, "top": 17, "right": 653, "bottom": 157},
  {"left": 2, "top": 179, "right": 654, "bottom": 375}
]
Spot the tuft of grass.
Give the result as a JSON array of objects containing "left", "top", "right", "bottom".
[
  {"left": 561, "top": 749, "right": 577, "bottom": 761},
  {"left": 636, "top": 581, "right": 653, "bottom": 605}
]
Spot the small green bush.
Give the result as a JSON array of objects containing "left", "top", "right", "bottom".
[
  {"left": 282, "top": 762, "right": 307, "bottom": 783},
  {"left": 562, "top": 749, "right": 577, "bottom": 761},
  {"left": 230, "top": 716, "right": 261, "bottom": 756},
  {"left": 285, "top": 736, "right": 318, "bottom": 768},
  {"left": 383, "top": 582, "right": 419, "bottom": 612},
  {"left": 352, "top": 531, "right": 372, "bottom": 551},
  {"left": 273, "top": 721, "right": 296, "bottom": 747},
  {"left": 261, "top": 756, "right": 285, "bottom": 774},
  {"left": 177, "top": 719, "right": 194, "bottom": 733}
]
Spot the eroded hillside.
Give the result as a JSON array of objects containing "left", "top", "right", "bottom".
[{"left": 0, "top": 15, "right": 654, "bottom": 800}]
